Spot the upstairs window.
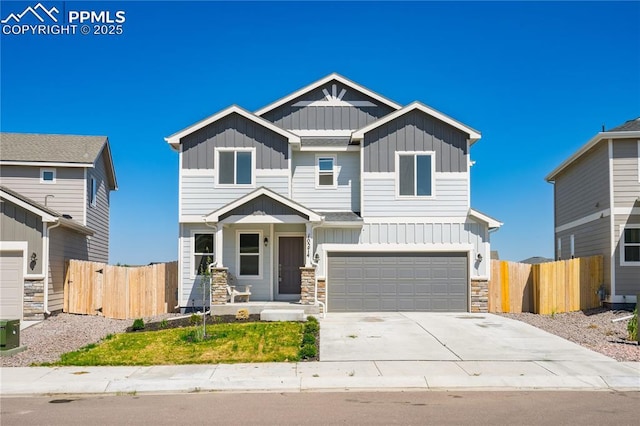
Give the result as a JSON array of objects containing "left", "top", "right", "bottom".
[
  {"left": 40, "top": 168, "right": 56, "bottom": 184},
  {"left": 216, "top": 149, "right": 254, "bottom": 186},
  {"left": 396, "top": 152, "right": 434, "bottom": 197},
  {"left": 621, "top": 226, "right": 640, "bottom": 265},
  {"left": 90, "top": 177, "right": 97, "bottom": 207},
  {"left": 316, "top": 155, "right": 336, "bottom": 188}
]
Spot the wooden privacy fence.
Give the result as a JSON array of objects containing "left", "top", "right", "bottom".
[
  {"left": 64, "top": 260, "right": 178, "bottom": 319},
  {"left": 489, "top": 256, "right": 603, "bottom": 314}
]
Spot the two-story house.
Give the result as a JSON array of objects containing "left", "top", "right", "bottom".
[
  {"left": 0, "top": 133, "right": 117, "bottom": 320},
  {"left": 546, "top": 118, "right": 640, "bottom": 308},
  {"left": 166, "top": 74, "right": 501, "bottom": 313}
]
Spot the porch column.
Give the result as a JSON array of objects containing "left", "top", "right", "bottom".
[
  {"left": 300, "top": 266, "right": 316, "bottom": 305},
  {"left": 211, "top": 267, "right": 228, "bottom": 305},
  {"left": 215, "top": 225, "right": 224, "bottom": 267},
  {"left": 305, "top": 222, "right": 313, "bottom": 267}
]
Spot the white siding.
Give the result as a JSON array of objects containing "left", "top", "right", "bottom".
[
  {"left": 181, "top": 174, "right": 288, "bottom": 217},
  {"left": 362, "top": 174, "right": 468, "bottom": 217},
  {"left": 86, "top": 152, "right": 111, "bottom": 263},
  {"left": 291, "top": 151, "right": 360, "bottom": 211},
  {"left": 0, "top": 165, "right": 85, "bottom": 223}
]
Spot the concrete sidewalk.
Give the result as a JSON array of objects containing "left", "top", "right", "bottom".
[{"left": 1, "top": 360, "right": 639, "bottom": 395}]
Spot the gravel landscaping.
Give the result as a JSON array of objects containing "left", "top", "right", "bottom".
[{"left": 2, "top": 308, "right": 638, "bottom": 367}]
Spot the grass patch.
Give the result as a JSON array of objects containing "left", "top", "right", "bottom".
[{"left": 54, "top": 322, "right": 305, "bottom": 366}]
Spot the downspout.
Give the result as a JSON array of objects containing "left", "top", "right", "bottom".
[{"left": 44, "top": 220, "right": 62, "bottom": 315}]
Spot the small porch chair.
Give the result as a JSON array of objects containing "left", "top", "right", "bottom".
[{"left": 227, "top": 274, "right": 252, "bottom": 303}]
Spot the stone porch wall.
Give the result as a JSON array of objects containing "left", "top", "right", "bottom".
[
  {"left": 23, "top": 279, "right": 45, "bottom": 320},
  {"left": 211, "top": 267, "right": 228, "bottom": 305},
  {"left": 471, "top": 279, "right": 488, "bottom": 313},
  {"left": 300, "top": 267, "right": 315, "bottom": 305}
]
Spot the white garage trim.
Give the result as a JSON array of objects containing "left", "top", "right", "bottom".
[{"left": 0, "top": 241, "right": 45, "bottom": 280}]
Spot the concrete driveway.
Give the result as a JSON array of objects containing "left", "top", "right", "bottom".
[{"left": 319, "top": 312, "right": 614, "bottom": 362}]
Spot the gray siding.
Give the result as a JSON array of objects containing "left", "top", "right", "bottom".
[
  {"left": 48, "top": 226, "right": 89, "bottom": 312},
  {"left": 291, "top": 151, "right": 360, "bottom": 212},
  {"left": 614, "top": 214, "right": 640, "bottom": 296},
  {"left": 0, "top": 165, "right": 86, "bottom": 223},
  {"left": 0, "top": 200, "right": 43, "bottom": 275},
  {"left": 220, "top": 195, "right": 308, "bottom": 221},
  {"left": 554, "top": 142, "right": 610, "bottom": 226},
  {"left": 261, "top": 82, "right": 394, "bottom": 130},
  {"left": 181, "top": 113, "right": 289, "bottom": 170},
  {"left": 363, "top": 110, "right": 468, "bottom": 173},
  {"left": 181, "top": 174, "right": 288, "bottom": 217},
  {"left": 362, "top": 175, "right": 468, "bottom": 217},
  {"left": 612, "top": 139, "right": 640, "bottom": 208},
  {"left": 86, "top": 151, "right": 111, "bottom": 263},
  {"left": 556, "top": 217, "right": 610, "bottom": 293}
]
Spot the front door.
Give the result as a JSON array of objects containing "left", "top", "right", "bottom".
[{"left": 278, "top": 236, "right": 304, "bottom": 296}]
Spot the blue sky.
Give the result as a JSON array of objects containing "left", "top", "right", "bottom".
[{"left": 2, "top": 1, "right": 639, "bottom": 264}]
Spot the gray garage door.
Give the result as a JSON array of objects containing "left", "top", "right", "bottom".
[
  {"left": 327, "top": 252, "right": 468, "bottom": 312},
  {"left": 0, "top": 252, "right": 24, "bottom": 319}
]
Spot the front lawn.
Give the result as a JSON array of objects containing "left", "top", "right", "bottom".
[{"left": 53, "top": 322, "right": 305, "bottom": 366}]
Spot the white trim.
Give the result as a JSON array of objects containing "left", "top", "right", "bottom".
[
  {"left": 180, "top": 215, "right": 205, "bottom": 223},
  {"left": 352, "top": 101, "right": 481, "bottom": 142},
  {"left": 608, "top": 139, "right": 616, "bottom": 297},
  {"left": 364, "top": 216, "right": 467, "bottom": 224},
  {"left": 606, "top": 295, "right": 638, "bottom": 304},
  {"left": 220, "top": 215, "right": 309, "bottom": 225},
  {"left": 557, "top": 237, "right": 562, "bottom": 260},
  {"left": 0, "top": 241, "right": 40, "bottom": 280},
  {"left": 290, "top": 129, "right": 355, "bottom": 137},
  {"left": 214, "top": 147, "right": 256, "bottom": 188},
  {"left": 395, "top": 151, "right": 436, "bottom": 199},
  {"left": 255, "top": 169, "right": 290, "bottom": 177},
  {"left": 165, "top": 105, "right": 301, "bottom": 148},
  {"left": 360, "top": 141, "right": 365, "bottom": 217},
  {"left": 363, "top": 172, "right": 395, "bottom": 180},
  {"left": 554, "top": 209, "right": 611, "bottom": 233},
  {"left": 0, "top": 161, "right": 92, "bottom": 168},
  {"left": 546, "top": 131, "right": 640, "bottom": 181},
  {"left": 0, "top": 190, "right": 58, "bottom": 222},
  {"left": 299, "top": 145, "right": 360, "bottom": 152},
  {"left": 215, "top": 226, "right": 224, "bottom": 267},
  {"left": 236, "top": 230, "right": 263, "bottom": 280},
  {"left": 182, "top": 169, "right": 216, "bottom": 177},
  {"left": 274, "top": 232, "right": 305, "bottom": 299},
  {"left": 570, "top": 234, "right": 575, "bottom": 258},
  {"left": 321, "top": 243, "right": 474, "bottom": 252},
  {"left": 638, "top": 140, "right": 640, "bottom": 183},
  {"left": 468, "top": 209, "right": 502, "bottom": 229},
  {"left": 619, "top": 224, "right": 640, "bottom": 266},
  {"left": 436, "top": 172, "right": 468, "bottom": 180},
  {"left": 190, "top": 230, "right": 215, "bottom": 279},
  {"left": 178, "top": 148, "right": 183, "bottom": 224},
  {"left": 83, "top": 168, "right": 87, "bottom": 225},
  {"left": 178, "top": 223, "right": 184, "bottom": 306},
  {"left": 269, "top": 223, "right": 275, "bottom": 300},
  {"left": 254, "top": 73, "right": 402, "bottom": 116},
  {"left": 288, "top": 145, "right": 293, "bottom": 199},
  {"left": 39, "top": 167, "right": 56, "bottom": 184},
  {"left": 205, "top": 187, "right": 322, "bottom": 223},
  {"left": 315, "top": 154, "right": 337, "bottom": 189}
]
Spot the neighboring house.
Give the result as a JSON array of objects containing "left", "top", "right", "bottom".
[
  {"left": 166, "top": 73, "right": 501, "bottom": 313},
  {"left": 0, "top": 133, "right": 117, "bottom": 320},
  {"left": 520, "top": 256, "right": 553, "bottom": 265},
  {"left": 546, "top": 118, "right": 640, "bottom": 307}
]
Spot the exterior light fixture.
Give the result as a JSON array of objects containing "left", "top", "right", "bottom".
[
  {"left": 476, "top": 253, "right": 483, "bottom": 261},
  {"left": 264, "top": 237, "right": 269, "bottom": 247}
]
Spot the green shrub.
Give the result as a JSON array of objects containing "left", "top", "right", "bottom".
[
  {"left": 306, "top": 315, "right": 318, "bottom": 323},
  {"left": 159, "top": 319, "right": 168, "bottom": 329},
  {"left": 182, "top": 327, "right": 205, "bottom": 343},
  {"left": 190, "top": 313, "right": 202, "bottom": 326},
  {"left": 300, "top": 343, "right": 317, "bottom": 359},
  {"left": 628, "top": 308, "right": 638, "bottom": 341},
  {"left": 132, "top": 318, "right": 145, "bottom": 331},
  {"left": 304, "top": 321, "right": 319, "bottom": 334},
  {"left": 302, "top": 333, "right": 316, "bottom": 345}
]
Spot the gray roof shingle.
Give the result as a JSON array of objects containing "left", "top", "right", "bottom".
[
  {"left": 319, "top": 211, "right": 363, "bottom": 223},
  {"left": 608, "top": 117, "right": 640, "bottom": 132},
  {"left": 0, "top": 133, "right": 107, "bottom": 163}
]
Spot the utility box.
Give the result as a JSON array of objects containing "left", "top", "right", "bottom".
[{"left": 0, "top": 319, "right": 20, "bottom": 350}]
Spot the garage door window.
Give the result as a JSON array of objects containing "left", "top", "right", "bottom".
[{"left": 396, "top": 152, "right": 434, "bottom": 197}]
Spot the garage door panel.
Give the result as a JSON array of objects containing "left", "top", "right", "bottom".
[
  {"left": 328, "top": 252, "right": 468, "bottom": 312},
  {"left": 0, "top": 252, "right": 24, "bottom": 319}
]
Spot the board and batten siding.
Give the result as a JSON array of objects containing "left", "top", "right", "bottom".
[
  {"left": 556, "top": 217, "right": 610, "bottom": 292},
  {"left": 614, "top": 214, "right": 640, "bottom": 296},
  {"left": 181, "top": 113, "right": 289, "bottom": 170},
  {"left": 362, "top": 174, "right": 468, "bottom": 217},
  {"left": 363, "top": 109, "right": 468, "bottom": 174},
  {"left": 260, "top": 82, "right": 395, "bottom": 130},
  {"left": 85, "top": 151, "right": 111, "bottom": 263},
  {"left": 0, "top": 200, "right": 43, "bottom": 275},
  {"left": 612, "top": 139, "right": 640, "bottom": 207},
  {"left": 554, "top": 142, "right": 610, "bottom": 226},
  {"left": 48, "top": 226, "right": 89, "bottom": 312},
  {"left": 314, "top": 220, "right": 489, "bottom": 278},
  {"left": 291, "top": 151, "right": 360, "bottom": 212},
  {"left": 181, "top": 174, "right": 288, "bottom": 217},
  {"left": 0, "top": 165, "right": 85, "bottom": 223}
]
